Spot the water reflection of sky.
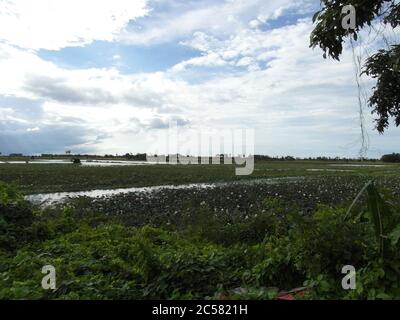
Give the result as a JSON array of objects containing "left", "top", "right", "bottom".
[
  {"left": 0, "top": 160, "right": 159, "bottom": 166},
  {"left": 26, "top": 177, "right": 303, "bottom": 206}
]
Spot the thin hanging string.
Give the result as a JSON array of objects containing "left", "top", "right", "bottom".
[
  {"left": 350, "top": 13, "right": 397, "bottom": 159},
  {"left": 347, "top": 4, "right": 398, "bottom": 159},
  {"left": 350, "top": 36, "right": 370, "bottom": 160}
]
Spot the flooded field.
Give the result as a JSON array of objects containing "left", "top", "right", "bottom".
[
  {"left": 1, "top": 160, "right": 399, "bottom": 195},
  {"left": 0, "top": 160, "right": 158, "bottom": 167},
  {"left": 25, "top": 177, "right": 303, "bottom": 206},
  {"left": 34, "top": 174, "right": 400, "bottom": 229},
  {"left": 2, "top": 160, "right": 400, "bottom": 300}
]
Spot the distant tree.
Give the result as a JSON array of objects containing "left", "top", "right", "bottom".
[
  {"left": 381, "top": 153, "right": 400, "bottom": 162},
  {"left": 311, "top": 0, "right": 400, "bottom": 133}
]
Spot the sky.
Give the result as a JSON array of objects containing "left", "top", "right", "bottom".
[{"left": 0, "top": 0, "right": 399, "bottom": 158}]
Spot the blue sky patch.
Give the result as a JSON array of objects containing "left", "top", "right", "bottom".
[{"left": 38, "top": 41, "right": 201, "bottom": 73}]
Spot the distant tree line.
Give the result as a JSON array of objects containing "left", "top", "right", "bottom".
[
  {"left": 122, "top": 153, "right": 147, "bottom": 161},
  {"left": 4, "top": 153, "right": 399, "bottom": 163},
  {"left": 381, "top": 153, "right": 400, "bottom": 163},
  {"left": 253, "top": 155, "right": 380, "bottom": 162}
]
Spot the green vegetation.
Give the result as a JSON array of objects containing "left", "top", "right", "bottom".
[
  {"left": 1, "top": 178, "right": 400, "bottom": 300},
  {"left": 0, "top": 164, "right": 240, "bottom": 194},
  {"left": 1, "top": 161, "right": 399, "bottom": 194},
  {"left": 70, "top": 175, "right": 400, "bottom": 228},
  {"left": 382, "top": 153, "right": 400, "bottom": 163},
  {"left": 1, "top": 161, "right": 400, "bottom": 300},
  {"left": 311, "top": 0, "right": 400, "bottom": 132}
]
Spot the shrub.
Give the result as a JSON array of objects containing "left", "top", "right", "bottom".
[
  {"left": 381, "top": 153, "right": 400, "bottom": 163},
  {"left": 1, "top": 182, "right": 400, "bottom": 300},
  {"left": 0, "top": 182, "right": 34, "bottom": 251}
]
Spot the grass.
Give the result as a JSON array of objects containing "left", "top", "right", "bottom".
[{"left": 0, "top": 160, "right": 399, "bottom": 194}]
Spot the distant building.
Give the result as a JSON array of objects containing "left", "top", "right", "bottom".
[{"left": 9, "top": 153, "right": 23, "bottom": 157}]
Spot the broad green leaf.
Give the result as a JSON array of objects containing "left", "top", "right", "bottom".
[{"left": 389, "top": 224, "right": 400, "bottom": 246}]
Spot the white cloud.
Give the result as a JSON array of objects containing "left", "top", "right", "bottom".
[
  {"left": 119, "top": 0, "right": 307, "bottom": 45},
  {"left": 0, "top": 0, "right": 398, "bottom": 157},
  {"left": 0, "top": 0, "right": 149, "bottom": 50},
  {"left": 171, "top": 52, "right": 228, "bottom": 72},
  {"left": 0, "top": 42, "right": 186, "bottom": 108},
  {"left": 26, "top": 127, "right": 40, "bottom": 132},
  {"left": 248, "top": 19, "right": 261, "bottom": 29},
  {"left": 0, "top": 18, "right": 388, "bottom": 156}
]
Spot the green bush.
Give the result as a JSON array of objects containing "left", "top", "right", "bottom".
[
  {"left": 0, "top": 182, "right": 34, "bottom": 251},
  {"left": 1, "top": 182, "right": 400, "bottom": 300}
]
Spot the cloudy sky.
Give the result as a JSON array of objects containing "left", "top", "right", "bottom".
[{"left": 0, "top": 0, "right": 399, "bottom": 158}]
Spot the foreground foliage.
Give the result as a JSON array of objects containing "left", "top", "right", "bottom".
[{"left": 1, "top": 181, "right": 400, "bottom": 300}]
